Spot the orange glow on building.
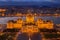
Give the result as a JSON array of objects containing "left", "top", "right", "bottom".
[
  {"left": 7, "top": 19, "right": 23, "bottom": 29},
  {"left": 7, "top": 20, "right": 14, "bottom": 29},
  {"left": 26, "top": 13, "right": 34, "bottom": 23},
  {"left": 56, "top": 24, "right": 60, "bottom": 27},
  {"left": 7, "top": 14, "right": 54, "bottom": 34},
  {"left": 16, "top": 13, "right": 22, "bottom": 16},
  {"left": 0, "top": 9, "right": 6, "bottom": 12},
  {"left": 21, "top": 26, "right": 39, "bottom": 34},
  {"left": 37, "top": 19, "right": 53, "bottom": 29}
]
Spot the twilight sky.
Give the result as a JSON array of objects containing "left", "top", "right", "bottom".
[
  {"left": 0, "top": 0, "right": 60, "bottom": 3},
  {"left": 0, "top": 0, "right": 60, "bottom": 7},
  {"left": 0, "top": 0, "right": 58, "bottom": 1}
]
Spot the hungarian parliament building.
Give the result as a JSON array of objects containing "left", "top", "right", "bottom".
[
  {"left": 6, "top": 13, "right": 54, "bottom": 33},
  {"left": 0, "top": 8, "right": 60, "bottom": 40}
]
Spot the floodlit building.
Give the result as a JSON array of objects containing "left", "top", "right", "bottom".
[
  {"left": 7, "top": 19, "right": 23, "bottom": 29},
  {"left": 7, "top": 14, "right": 54, "bottom": 33},
  {"left": 0, "top": 9, "right": 6, "bottom": 16},
  {"left": 7, "top": 17, "right": 54, "bottom": 29},
  {"left": 37, "top": 18, "right": 54, "bottom": 29},
  {"left": 14, "top": 19, "right": 23, "bottom": 29},
  {"left": 7, "top": 20, "right": 14, "bottom": 29},
  {"left": 26, "top": 14, "right": 34, "bottom": 24}
]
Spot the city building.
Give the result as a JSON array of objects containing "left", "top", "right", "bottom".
[{"left": 7, "top": 14, "right": 54, "bottom": 34}]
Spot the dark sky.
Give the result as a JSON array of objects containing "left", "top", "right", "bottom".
[
  {"left": 0, "top": 0, "right": 60, "bottom": 7},
  {"left": 0, "top": 0, "right": 60, "bottom": 3}
]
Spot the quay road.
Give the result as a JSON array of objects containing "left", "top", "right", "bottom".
[
  {"left": 0, "top": 13, "right": 60, "bottom": 17},
  {"left": 0, "top": 28, "right": 59, "bottom": 40}
]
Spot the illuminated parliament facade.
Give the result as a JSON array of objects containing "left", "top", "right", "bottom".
[{"left": 6, "top": 13, "right": 54, "bottom": 34}]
